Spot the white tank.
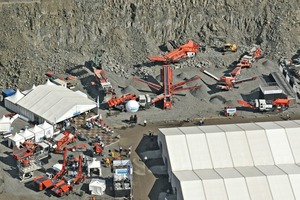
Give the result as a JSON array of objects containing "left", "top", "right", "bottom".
[{"left": 126, "top": 100, "right": 140, "bottom": 112}]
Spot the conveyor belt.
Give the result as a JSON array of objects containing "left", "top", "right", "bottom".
[{"left": 270, "top": 72, "right": 295, "bottom": 97}]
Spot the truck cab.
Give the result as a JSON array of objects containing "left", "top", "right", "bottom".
[{"left": 138, "top": 94, "right": 151, "bottom": 108}]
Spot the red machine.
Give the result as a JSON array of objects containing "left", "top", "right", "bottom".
[
  {"left": 52, "top": 154, "right": 86, "bottom": 196},
  {"left": 93, "top": 143, "right": 103, "bottom": 155},
  {"left": 34, "top": 147, "right": 70, "bottom": 191},
  {"left": 134, "top": 65, "right": 202, "bottom": 109},
  {"left": 147, "top": 40, "right": 201, "bottom": 63},
  {"left": 236, "top": 58, "right": 252, "bottom": 68},
  {"left": 238, "top": 98, "right": 290, "bottom": 112},
  {"left": 12, "top": 140, "right": 40, "bottom": 164},
  {"left": 200, "top": 67, "right": 257, "bottom": 90},
  {"left": 107, "top": 93, "right": 137, "bottom": 108},
  {"left": 93, "top": 67, "right": 113, "bottom": 94},
  {"left": 53, "top": 131, "right": 77, "bottom": 153}
]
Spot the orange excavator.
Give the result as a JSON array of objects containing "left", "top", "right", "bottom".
[
  {"left": 107, "top": 93, "right": 137, "bottom": 108},
  {"left": 134, "top": 65, "right": 202, "bottom": 109},
  {"left": 147, "top": 40, "right": 201, "bottom": 63},
  {"left": 52, "top": 154, "right": 86, "bottom": 196},
  {"left": 237, "top": 98, "right": 290, "bottom": 112},
  {"left": 200, "top": 67, "right": 257, "bottom": 90},
  {"left": 34, "top": 144, "right": 87, "bottom": 191}
]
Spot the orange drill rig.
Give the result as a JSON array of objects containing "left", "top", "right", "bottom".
[
  {"left": 134, "top": 65, "right": 202, "bottom": 109},
  {"left": 237, "top": 98, "right": 290, "bottom": 112},
  {"left": 51, "top": 154, "right": 86, "bottom": 196},
  {"left": 147, "top": 40, "right": 201, "bottom": 63},
  {"left": 33, "top": 144, "right": 86, "bottom": 191},
  {"left": 34, "top": 147, "right": 70, "bottom": 191},
  {"left": 200, "top": 67, "right": 257, "bottom": 91}
]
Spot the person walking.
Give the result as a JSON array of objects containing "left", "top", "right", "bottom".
[{"left": 143, "top": 119, "right": 147, "bottom": 127}]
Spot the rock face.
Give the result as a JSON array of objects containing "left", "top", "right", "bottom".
[{"left": 0, "top": 0, "right": 299, "bottom": 90}]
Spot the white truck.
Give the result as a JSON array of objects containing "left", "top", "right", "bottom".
[{"left": 138, "top": 94, "right": 152, "bottom": 109}]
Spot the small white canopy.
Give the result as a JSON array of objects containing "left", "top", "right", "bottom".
[
  {"left": 0, "top": 116, "right": 11, "bottom": 132},
  {"left": 38, "top": 121, "right": 54, "bottom": 138},
  {"left": 88, "top": 158, "right": 102, "bottom": 177},
  {"left": 8, "top": 133, "right": 25, "bottom": 148},
  {"left": 89, "top": 179, "right": 106, "bottom": 196},
  {"left": 29, "top": 125, "right": 45, "bottom": 142},
  {"left": 19, "top": 129, "right": 35, "bottom": 140}
]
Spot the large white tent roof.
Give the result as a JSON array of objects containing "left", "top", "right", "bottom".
[
  {"left": 16, "top": 85, "right": 96, "bottom": 124},
  {"left": 159, "top": 120, "right": 300, "bottom": 200}
]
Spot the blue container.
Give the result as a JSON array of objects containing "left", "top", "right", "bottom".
[{"left": 2, "top": 88, "right": 16, "bottom": 97}]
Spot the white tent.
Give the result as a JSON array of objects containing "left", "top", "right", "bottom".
[
  {"left": 158, "top": 121, "right": 300, "bottom": 200},
  {"left": 4, "top": 89, "right": 24, "bottom": 113},
  {"left": 38, "top": 121, "right": 54, "bottom": 138},
  {"left": 0, "top": 115, "right": 11, "bottom": 132},
  {"left": 8, "top": 133, "right": 25, "bottom": 148},
  {"left": 19, "top": 129, "right": 35, "bottom": 140},
  {"left": 88, "top": 158, "right": 102, "bottom": 177},
  {"left": 89, "top": 179, "right": 106, "bottom": 196},
  {"left": 29, "top": 125, "right": 44, "bottom": 142}
]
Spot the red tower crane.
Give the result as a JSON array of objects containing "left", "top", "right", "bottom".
[{"left": 133, "top": 65, "right": 202, "bottom": 109}]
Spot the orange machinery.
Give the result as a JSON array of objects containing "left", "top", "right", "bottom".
[
  {"left": 52, "top": 154, "right": 86, "bottom": 196},
  {"left": 52, "top": 131, "right": 78, "bottom": 153},
  {"left": 200, "top": 67, "right": 257, "bottom": 90},
  {"left": 93, "top": 143, "right": 103, "bottom": 155},
  {"left": 33, "top": 144, "right": 86, "bottom": 191},
  {"left": 93, "top": 67, "right": 113, "bottom": 94},
  {"left": 147, "top": 40, "right": 201, "bottom": 63},
  {"left": 12, "top": 141, "right": 40, "bottom": 165},
  {"left": 237, "top": 98, "right": 290, "bottom": 112},
  {"left": 107, "top": 93, "right": 137, "bottom": 108},
  {"left": 134, "top": 65, "right": 202, "bottom": 109},
  {"left": 34, "top": 147, "right": 70, "bottom": 191}
]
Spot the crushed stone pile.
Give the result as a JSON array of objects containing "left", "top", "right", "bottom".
[{"left": 122, "top": 85, "right": 141, "bottom": 95}]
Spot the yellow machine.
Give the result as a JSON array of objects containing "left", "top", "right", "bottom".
[{"left": 222, "top": 43, "right": 237, "bottom": 52}]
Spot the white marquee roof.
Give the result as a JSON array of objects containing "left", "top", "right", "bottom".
[
  {"left": 159, "top": 121, "right": 300, "bottom": 200},
  {"left": 16, "top": 85, "right": 96, "bottom": 124}
]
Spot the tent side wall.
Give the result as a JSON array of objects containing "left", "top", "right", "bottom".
[
  {"left": 19, "top": 105, "right": 34, "bottom": 122},
  {"left": 4, "top": 99, "right": 19, "bottom": 113}
]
